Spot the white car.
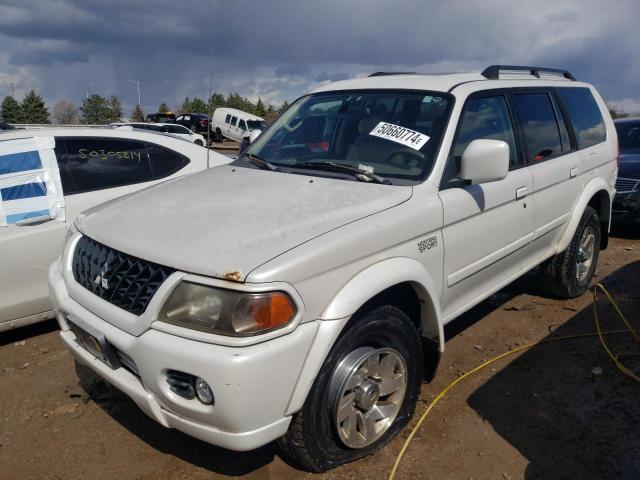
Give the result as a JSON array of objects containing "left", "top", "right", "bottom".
[
  {"left": 0, "top": 128, "right": 230, "bottom": 332},
  {"left": 212, "top": 107, "right": 267, "bottom": 142},
  {"left": 49, "top": 65, "right": 617, "bottom": 471},
  {"left": 111, "top": 123, "right": 208, "bottom": 146}
]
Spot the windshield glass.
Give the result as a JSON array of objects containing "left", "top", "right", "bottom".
[
  {"left": 246, "top": 90, "right": 451, "bottom": 182},
  {"left": 247, "top": 120, "right": 267, "bottom": 130},
  {"left": 616, "top": 121, "right": 640, "bottom": 151}
]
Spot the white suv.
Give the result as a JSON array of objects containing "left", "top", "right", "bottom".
[{"left": 49, "top": 66, "right": 617, "bottom": 471}]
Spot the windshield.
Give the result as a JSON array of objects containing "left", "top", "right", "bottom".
[
  {"left": 246, "top": 90, "right": 451, "bottom": 182},
  {"left": 616, "top": 121, "right": 640, "bottom": 152},
  {"left": 247, "top": 120, "right": 267, "bottom": 130}
]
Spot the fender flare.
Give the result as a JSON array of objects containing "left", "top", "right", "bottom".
[
  {"left": 320, "top": 256, "right": 444, "bottom": 351},
  {"left": 285, "top": 257, "right": 443, "bottom": 415},
  {"left": 556, "top": 178, "right": 612, "bottom": 254}
]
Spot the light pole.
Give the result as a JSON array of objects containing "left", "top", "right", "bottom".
[
  {"left": 86, "top": 83, "right": 93, "bottom": 99},
  {"left": 128, "top": 79, "right": 141, "bottom": 107}
]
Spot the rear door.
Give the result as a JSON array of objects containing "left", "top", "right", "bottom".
[
  {"left": 0, "top": 138, "right": 69, "bottom": 326},
  {"left": 439, "top": 91, "right": 535, "bottom": 320},
  {"left": 510, "top": 89, "right": 583, "bottom": 253}
]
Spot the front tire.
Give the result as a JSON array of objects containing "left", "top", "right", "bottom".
[
  {"left": 278, "top": 305, "right": 423, "bottom": 472},
  {"left": 542, "top": 205, "right": 601, "bottom": 298}
]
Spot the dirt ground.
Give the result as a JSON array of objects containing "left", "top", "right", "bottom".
[{"left": 1, "top": 227, "right": 639, "bottom": 480}]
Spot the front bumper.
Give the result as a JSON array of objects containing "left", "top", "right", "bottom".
[
  {"left": 49, "top": 260, "right": 319, "bottom": 451},
  {"left": 613, "top": 189, "right": 640, "bottom": 223}
]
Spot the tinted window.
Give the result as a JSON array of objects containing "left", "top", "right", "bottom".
[
  {"left": 64, "top": 138, "right": 152, "bottom": 194},
  {"left": 616, "top": 121, "right": 640, "bottom": 151},
  {"left": 225, "top": 114, "right": 231, "bottom": 123},
  {"left": 512, "top": 93, "right": 563, "bottom": 162},
  {"left": 165, "top": 124, "right": 186, "bottom": 134},
  {"left": 53, "top": 138, "right": 74, "bottom": 194},
  {"left": 231, "top": 116, "right": 237, "bottom": 126},
  {"left": 557, "top": 88, "right": 606, "bottom": 149},
  {"left": 238, "top": 120, "right": 247, "bottom": 131},
  {"left": 447, "top": 95, "right": 518, "bottom": 181},
  {"left": 147, "top": 144, "right": 190, "bottom": 179}
]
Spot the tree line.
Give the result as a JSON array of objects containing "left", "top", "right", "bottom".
[{"left": 1, "top": 90, "right": 291, "bottom": 125}]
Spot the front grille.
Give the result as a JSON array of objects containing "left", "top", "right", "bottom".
[
  {"left": 72, "top": 236, "right": 175, "bottom": 315},
  {"left": 616, "top": 177, "right": 640, "bottom": 193}
]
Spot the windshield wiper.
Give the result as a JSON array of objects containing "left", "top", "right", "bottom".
[
  {"left": 295, "top": 161, "right": 391, "bottom": 185},
  {"left": 244, "top": 152, "right": 280, "bottom": 171}
]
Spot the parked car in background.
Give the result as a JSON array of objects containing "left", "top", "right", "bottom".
[
  {"left": 0, "top": 123, "right": 16, "bottom": 130},
  {"left": 111, "top": 122, "right": 207, "bottom": 146},
  {"left": 173, "top": 113, "right": 212, "bottom": 137},
  {"left": 212, "top": 107, "right": 267, "bottom": 142},
  {"left": 0, "top": 128, "right": 230, "bottom": 333},
  {"left": 613, "top": 117, "right": 640, "bottom": 224},
  {"left": 49, "top": 65, "right": 616, "bottom": 471},
  {"left": 146, "top": 112, "right": 176, "bottom": 123}
]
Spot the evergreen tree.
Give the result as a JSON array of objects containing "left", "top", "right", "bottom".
[
  {"left": 278, "top": 101, "right": 291, "bottom": 115},
  {"left": 158, "top": 102, "right": 171, "bottom": 113},
  {"left": 190, "top": 97, "right": 208, "bottom": 114},
  {"left": 21, "top": 90, "right": 49, "bottom": 123},
  {"left": 52, "top": 99, "right": 79, "bottom": 124},
  {"left": 1, "top": 95, "right": 23, "bottom": 123},
  {"left": 177, "top": 97, "right": 191, "bottom": 115},
  {"left": 208, "top": 93, "right": 226, "bottom": 114},
  {"left": 131, "top": 104, "right": 145, "bottom": 122},
  {"left": 80, "top": 94, "right": 112, "bottom": 124},
  {"left": 255, "top": 97, "right": 267, "bottom": 117},
  {"left": 108, "top": 96, "right": 123, "bottom": 122}
]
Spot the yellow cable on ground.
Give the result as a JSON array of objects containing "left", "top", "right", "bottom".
[{"left": 388, "top": 283, "right": 639, "bottom": 480}]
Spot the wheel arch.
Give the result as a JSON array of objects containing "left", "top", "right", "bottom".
[{"left": 557, "top": 178, "right": 612, "bottom": 253}]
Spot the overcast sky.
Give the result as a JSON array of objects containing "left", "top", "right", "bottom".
[{"left": 0, "top": 0, "right": 638, "bottom": 115}]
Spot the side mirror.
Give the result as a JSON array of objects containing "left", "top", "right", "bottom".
[
  {"left": 249, "top": 129, "right": 262, "bottom": 143},
  {"left": 460, "top": 139, "right": 509, "bottom": 184}
]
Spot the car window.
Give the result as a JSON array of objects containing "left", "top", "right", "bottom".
[
  {"left": 183, "top": 115, "right": 191, "bottom": 121},
  {"left": 63, "top": 137, "right": 153, "bottom": 194},
  {"left": 53, "top": 138, "right": 74, "bottom": 194},
  {"left": 512, "top": 93, "right": 563, "bottom": 162},
  {"left": 446, "top": 95, "right": 518, "bottom": 182},
  {"left": 616, "top": 122, "right": 640, "bottom": 151},
  {"left": 176, "top": 116, "right": 184, "bottom": 121},
  {"left": 146, "top": 144, "right": 190, "bottom": 179},
  {"left": 225, "top": 114, "right": 231, "bottom": 123},
  {"left": 238, "top": 120, "right": 247, "bottom": 131},
  {"left": 557, "top": 88, "right": 606, "bottom": 149},
  {"left": 246, "top": 90, "right": 452, "bottom": 183},
  {"left": 165, "top": 125, "right": 184, "bottom": 134},
  {"left": 231, "top": 116, "right": 238, "bottom": 127}
]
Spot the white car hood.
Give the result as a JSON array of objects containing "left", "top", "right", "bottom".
[{"left": 79, "top": 165, "right": 412, "bottom": 281}]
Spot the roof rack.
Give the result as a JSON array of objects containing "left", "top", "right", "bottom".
[
  {"left": 481, "top": 65, "right": 576, "bottom": 81},
  {"left": 368, "top": 72, "right": 416, "bottom": 77}
]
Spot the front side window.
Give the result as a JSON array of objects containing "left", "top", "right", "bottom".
[
  {"left": 443, "top": 95, "right": 518, "bottom": 185},
  {"left": 557, "top": 87, "right": 606, "bottom": 149},
  {"left": 64, "top": 138, "right": 152, "bottom": 194},
  {"left": 245, "top": 90, "right": 452, "bottom": 183},
  {"left": 238, "top": 120, "right": 247, "bottom": 131},
  {"left": 512, "top": 93, "right": 563, "bottom": 162}
]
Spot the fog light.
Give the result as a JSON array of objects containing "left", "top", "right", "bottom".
[{"left": 194, "top": 377, "right": 214, "bottom": 405}]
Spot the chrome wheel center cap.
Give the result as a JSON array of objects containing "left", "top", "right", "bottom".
[{"left": 355, "top": 380, "right": 380, "bottom": 411}]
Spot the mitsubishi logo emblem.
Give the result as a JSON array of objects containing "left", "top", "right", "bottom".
[{"left": 94, "top": 263, "right": 110, "bottom": 290}]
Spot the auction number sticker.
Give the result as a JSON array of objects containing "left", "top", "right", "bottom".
[{"left": 369, "top": 122, "right": 430, "bottom": 150}]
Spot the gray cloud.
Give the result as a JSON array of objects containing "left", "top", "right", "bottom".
[{"left": 0, "top": 0, "right": 638, "bottom": 115}]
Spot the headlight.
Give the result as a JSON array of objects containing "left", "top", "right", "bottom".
[{"left": 158, "top": 281, "right": 297, "bottom": 336}]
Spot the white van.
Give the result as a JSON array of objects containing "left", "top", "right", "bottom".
[
  {"left": 0, "top": 128, "right": 230, "bottom": 332},
  {"left": 212, "top": 108, "right": 267, "bottom": 142}
]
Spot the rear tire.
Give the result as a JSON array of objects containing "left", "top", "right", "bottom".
[
  {"left": 542, "top": 206, "right": 600, "bottom": 298},
  {"left": 278, "top": 305, "right": 423, "bottom": 472},
  {"left": 194, "top": 139, "right": 204, "bottom": 146},
  {"left": 215, "top": 127, "right": 224, "bottom": 142}
]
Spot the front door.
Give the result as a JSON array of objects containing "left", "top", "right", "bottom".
[{"left": 439, "top": 93, "right": 535, "bottom": 321}]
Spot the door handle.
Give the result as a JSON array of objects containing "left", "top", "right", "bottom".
[
  {"left": 13, "top": 213, "right": 52, "bottom": 226},
  {"left": 516, "top": 186, "right": 528, "bottom": 199},
  {"left": 570, "top": 167, "right": 578, "bottom": 178}
]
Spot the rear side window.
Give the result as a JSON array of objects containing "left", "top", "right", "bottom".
[
  {"left": 231, "top": 116, "right": 238, "bottom": 126},
  {"left": 147, "top": 144, "right": 190, "bottom": 179},
  {"left": 557, "top": 88, "right": 606, "bottom": 149},
  {"left": 64, "top": 138, "right": 153, "bottom": 194},
  {"left": 53, "top": 138, "right": 74, "bottom": 194},
  {"left": 225, "top": 114, "right": 231, "bottom": 123},
  {"left": 512, "top": 93, "right": 563, "bottom": 162},
  {"left": 448, "top": 95, "right": 518, "bottom": 178}
]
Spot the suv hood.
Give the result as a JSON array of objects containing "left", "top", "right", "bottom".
[
  {"left": 79, "top": 165, "right": 412, "bottom": 281},
  {"left": 619, "top": 152, "right": 640, "bottom": 178}
]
